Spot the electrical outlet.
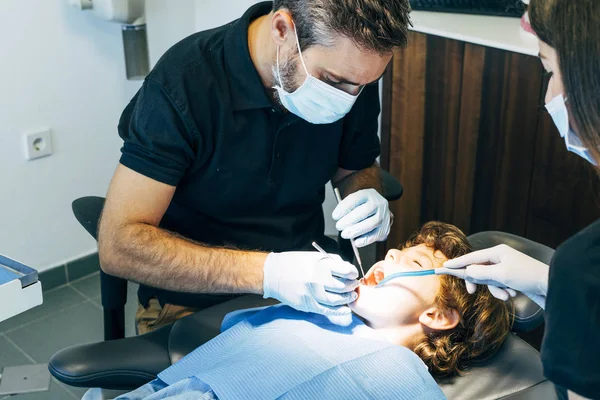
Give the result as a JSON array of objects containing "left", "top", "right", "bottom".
[{"left": 23, "top": 129, "right": 53, "bottom": 161}]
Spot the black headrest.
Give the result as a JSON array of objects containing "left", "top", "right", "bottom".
[
  {"left": 437, "top": 334, "right": 556, "bottom": 399},
  {"left": 467, "top": 232, "right": 552, "bottom": 333}
]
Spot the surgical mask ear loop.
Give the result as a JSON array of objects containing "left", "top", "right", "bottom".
[
  {"left": 275, "top": 22, "right": 307, "bottom": 92},
  {"left": 291, "top": 23, "right": 310, "bottom": 78},
  {"left": 558, "top": 96, "right": 585, "bottom": 151},
  {"left": 275, "top": 46, "right": 284, "bottom": 90},
  {"left": 561, "top": 96, "right": 583, "bottom": 151}
]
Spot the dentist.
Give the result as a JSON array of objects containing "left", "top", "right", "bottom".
[
  {"left": 440, "top": 1, "right": 600, "bottom": 398},
  {"left": 99, "top": 0, "right": 409, "bottom": 334}
]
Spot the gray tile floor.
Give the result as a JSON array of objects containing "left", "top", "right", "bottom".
[{"left": 0, "top": 273, "right": 139, "bottom": 400}]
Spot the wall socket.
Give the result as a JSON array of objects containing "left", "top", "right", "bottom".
[{"left": 23, "top": 129, "right": 53, "bottom": 161}]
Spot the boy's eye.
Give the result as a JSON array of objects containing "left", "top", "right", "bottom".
[{"left": 415, "top": 260, "right": 423, "bottom": 268}]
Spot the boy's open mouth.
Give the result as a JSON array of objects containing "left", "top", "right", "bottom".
[{"left": 362, "top": 265, "right": 385, "bottom": 287}]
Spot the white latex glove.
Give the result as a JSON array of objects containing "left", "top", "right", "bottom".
[
  {"left": 332, "top": 188, "right": 392, "bottom": 248},
  {"left": 263, "top": 252, "right": 359, "bottom": 326},
  {"left": 440, "top": 244, "right": 549, "bottom": 308}
]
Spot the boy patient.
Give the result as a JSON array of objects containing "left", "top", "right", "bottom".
[{"left": 118, "top": 222, "right": 511, "bottom": 400}]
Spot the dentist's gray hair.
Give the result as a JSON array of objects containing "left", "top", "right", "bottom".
[{"left": 272, "top": 0, "right": 413, "bottom": 55}]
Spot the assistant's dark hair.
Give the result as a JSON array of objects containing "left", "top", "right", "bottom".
[
  {"left": 272, "top": 0, "right": 412, "bottom": 54},
  {"left": 529, "top": 0, "right": 600, "bottom": 167}
]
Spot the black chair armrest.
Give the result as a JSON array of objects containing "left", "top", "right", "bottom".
[
  {"left": 381, "top": 169, "right": 403, "bottom": 201},
  {"left": 49, "top": 323, "right": 174, "bottom": 391}
]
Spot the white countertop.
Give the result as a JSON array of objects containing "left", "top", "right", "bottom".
[{"left": 409, "top": 11, "right": 539, "bottom": 57}]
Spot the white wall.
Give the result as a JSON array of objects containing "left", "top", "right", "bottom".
[
  {"left": 0, "top": 0, "right": 142, "bottom": 272},
  {"left": 146, "top": 0, "right": 196, "bottom": 67},
  {"left": 195, "top": 0, "right": 261, "bottom": 30},
  {"left": 0, "top": 0, "right": 201, "bottom": 273}
]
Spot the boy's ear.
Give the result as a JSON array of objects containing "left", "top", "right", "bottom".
[{"left": 418, "top": 307, "right": 460, "bottom": 331}]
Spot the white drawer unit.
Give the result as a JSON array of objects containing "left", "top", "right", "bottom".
[{"left": 0, "top": 253, "right": 43, "bottom": 323}]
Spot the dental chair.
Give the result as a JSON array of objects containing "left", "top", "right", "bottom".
[{"left": 48, "top": 171, "right": 556, "bottom": 399}]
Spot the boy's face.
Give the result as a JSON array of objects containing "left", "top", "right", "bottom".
[{"left": 350, "top": 244, "right": 448, "bottom": 328}]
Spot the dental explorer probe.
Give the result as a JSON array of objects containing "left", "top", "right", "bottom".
[
  {"left": 311, "top": 241, "right": 333, "bottom": 259},
  {"left": 333, "top": 187, "right": 365, "bottom": 278}
]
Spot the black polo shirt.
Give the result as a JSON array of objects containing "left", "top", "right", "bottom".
[
  {"left": 541, "top": 219, "right": 600, "bottom": 399},
  {"left": 117, "top": 2, "right": 381, "bottom": 307}
]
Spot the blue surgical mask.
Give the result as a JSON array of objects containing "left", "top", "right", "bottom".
[
  {"left": 545, "top": 94, "right": 597, "bottom": 165},
  {"left": 273, "top": 25, "right": 359, "bottom": 125}
]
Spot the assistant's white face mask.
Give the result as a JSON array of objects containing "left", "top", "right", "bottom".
[
  {"left": 273, "top": 25, "right": 359, "bottom": 125},
  {"left": 545, "top": 94, "right": 597, "bottom": 166}
]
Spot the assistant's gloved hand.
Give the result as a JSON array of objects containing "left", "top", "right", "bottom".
[
  {"left": 263, "top": 252, "right": 359, "bottom": 326},
  {"left": 440, "top": 244, "right": 550, "bottom": 308},
  {"left": 332, "top": 188, "right": 392, "bottom": 248}
]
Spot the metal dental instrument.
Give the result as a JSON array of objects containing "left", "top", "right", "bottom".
[
  {"left": 333, "top": 187, "right": 365, "bottom": 278},
  {"left": 375, "top": 267, "right": 453, "bottom": 288},
  {"left": 312, "top": 241, "right": 333, "bottom": 259}
]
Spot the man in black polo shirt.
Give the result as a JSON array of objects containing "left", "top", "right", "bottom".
[{"left": 99, "top": 0, "right": 412, "bottom": 334}]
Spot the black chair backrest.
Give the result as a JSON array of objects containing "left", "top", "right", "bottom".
[
  {"left": 468, "top": 231, "right": 554, "bottom": 264},
  {"left": 72, "top": 196, "right": 128, "bottom": 340},
  {"left": 72, "top": 197, "right": 106, "bottom": 240}
]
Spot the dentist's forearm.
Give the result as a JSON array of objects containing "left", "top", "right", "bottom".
[
  {"left": 98, "top": 223, "right": 267, "bottom": 295},
  {"left": 333, "top": 163, "right": 383, "bottom": 197}
]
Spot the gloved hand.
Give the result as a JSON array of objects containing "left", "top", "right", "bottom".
[
  {"left": 263, "top": 252, "right": 359, "bottom": 326},
  {"left": 440, "top": 244, "right": 550, "bottom": 308},
  {"left": 332, "top": 188, "right": 392, "bottom": 248}
]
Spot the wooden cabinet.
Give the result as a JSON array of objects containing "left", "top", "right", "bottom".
[{"left": 380, "top": 32, "right": 600, "bottom": 252}]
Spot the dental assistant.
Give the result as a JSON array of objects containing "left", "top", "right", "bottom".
[
  {"left": 98, "top": 0, "right": 411, "bottom": 333},
  {"left": 440, "top": 1, "right": 600, "bottom": 398}
]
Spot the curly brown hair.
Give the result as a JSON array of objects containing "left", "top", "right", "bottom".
[{"left": 404, "top": 222, "right": 512, "bottom": 378}]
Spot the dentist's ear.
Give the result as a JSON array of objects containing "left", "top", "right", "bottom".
[
  {"left": 271, "top": 10, "right": 295, "bottom": 46},
  {"left": 418, "top": 307, "right": 460, "bottom": 331}
]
